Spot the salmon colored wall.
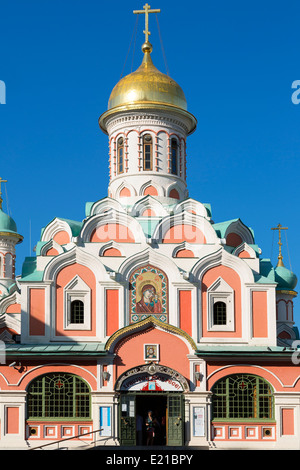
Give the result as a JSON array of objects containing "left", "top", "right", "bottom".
[
  {"left": 46, "top": 248, "right": 59, "bottom": 256},
  {"left": 102, "top": 247, "right": 122, "bottom": 257},
  {"left": 252, "top": 291, "right": 268, "bottom": 337},
  {"left": 144, "top": 185, "right": 158, "bottom": 196},
  {"left": 6, "top": 407, "right": 19, "bottom": 434},
  {"left": 281, "top": 408, "right": 295, "bottom": 435},
  {"left": 29, "top": 289, "right": 45, "bottom": 336},
  {"left": 169, "top": 189, "right": 179, "bottom": 199},
  {"left": 6, "top": 303, "right": 21, "bottom": 313},
  {"left": 91, "top": 223, "right": 135, "bottom": 243},
  {"left": 119, "top": 187, "right": 131, "bottom": 197},
  {"left": 113, "top": 326, "right": 190, "bottom": 381},
  {"left": 179, "top": 290, "right": 192, "bottom": 337},
  {"left": 53, "top": 231, "right": 71, "bottom": 245},
  {"left": 202, "top": 265, "right": 241, "bottom": 338},
  {"left": 27, "top": 421, "right": 93, "bottom": 441},
  {"left": 142, "top": 208, "right": 156, "bottom": 217},
  {"left": 238, "top": 250, "right": 250, "bottom": 258},
  {"left": 55, "top": 263, "right": 96, "bottom": 337},
  {"left": 106, "top": 289, "right": 119, "bottom": 336},
  {"left": 163, "top": 225, "right": 206, "bottom": 244},
  {"left": 176, "top": 249, "right": 195, "bottom": 258},
  {"left": 0, "top": 363, "right": 98, "bottom": 392}
]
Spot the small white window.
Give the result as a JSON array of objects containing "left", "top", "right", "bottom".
[
  {"left": 207, "top": 278, "right": 234, "bottom": 331},
  {"left": 64, "top": 276, "right": 91, "bottom": 330}
]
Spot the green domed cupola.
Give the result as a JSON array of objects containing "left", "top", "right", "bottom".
[{"left": 275, "top": 265, "right": 297, "bottom": 291}]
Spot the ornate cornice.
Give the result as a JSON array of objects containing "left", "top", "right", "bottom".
[{"left": 105, "top": 315, "right": 197, "bottom": 352}]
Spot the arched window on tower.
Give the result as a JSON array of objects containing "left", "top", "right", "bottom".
[
  {"left": 117, "top": 137, "right": 124, "bottom": 174},
  {"left": 213, "top": 301, "right": 227, "bottom": 325},
  {"left": 143, "top": 134, "right": 153, "bottom": 171},
  {"left": 171, "top": 138, "right": 178, "bottom": 175}
]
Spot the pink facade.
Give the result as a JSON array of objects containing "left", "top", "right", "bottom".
[{"left": 0, "top": 8, "right": 299, "bottom": 451}]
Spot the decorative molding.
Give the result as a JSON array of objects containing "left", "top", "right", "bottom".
[
  {"left": 43, "top": 246, "right": 109, "bottom": 282},
  {"left": 41, "top": 218, "right": 73, "bottom": 243},
  {"left": 90, "top": 198, "right": 126, "bottom": 217},
  {"left": 224, "top": 220, "right": 255, "bottom": 245},
  {"left": 40, "top": 239, "right": 64, "bottom": 257},
  {"left": 233, "top": 242, "right": 257, "bottom": 259},
  {"left": 105, "top": 314, "right": 197, "bottom": 353},
  {"left": 99, "top": 241, "right": 125, "bottom": 257},
  {"left": 130, "top": 195, "right": 168, "bottom": 217},
  {"left": 174, "top": 198, "right": 210, "bottom": 219},
  {"left": 190, "top": 247, "right": 255, "bottom": 285},
  {"left": 152, "top": 211, "right": 218, "bottom": 244},
  {"left": 80, "top": 209, "right": 146, "bottom": 244},
  {"left": 105, "top": 111, "right": 191, "bottom": 135},
  {"left": 118, "top": 247, "right": 182, "bottom": 282}
]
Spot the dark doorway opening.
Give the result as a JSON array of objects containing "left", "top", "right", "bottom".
[{"left": 136, "top": 394, "right": 167, "bottom": 446}]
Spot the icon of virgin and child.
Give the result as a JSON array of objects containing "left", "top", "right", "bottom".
[{"left": 136, "top": 284, "right": 163, "bottom": 314}]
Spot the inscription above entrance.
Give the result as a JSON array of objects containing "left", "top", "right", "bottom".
[{"left": 121, "top": 372, "right": 183, "bottom": 392}]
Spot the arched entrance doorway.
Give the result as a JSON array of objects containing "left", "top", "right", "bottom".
[{"left": 115, "top": 363, "right": 189, "bottom": 446}]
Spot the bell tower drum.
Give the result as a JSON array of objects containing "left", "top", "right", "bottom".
[{"left": 99, "top": 5, "right": 197, "bottom": 204}]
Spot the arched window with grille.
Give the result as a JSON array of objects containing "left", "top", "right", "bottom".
[
  {"left": 71, "top": 299, "right": 84, "bottom": 324},
  {"left": 171, "top": 138, "right": 178, "bottom": 175},
  {"left": 143, "top": 134, "right": 153, "bottom": 171},
  {"left": 212, "top": 374, "right": 274, "bottom": 421},
  {"left": 27, "top": 373, "right": 91, "bottom": 419},
  {"left": 117, "top": 137, "right": 124, "bottom": 174},
  {"left": 213, "top": 301, "right": 227, "bottom": 325}
]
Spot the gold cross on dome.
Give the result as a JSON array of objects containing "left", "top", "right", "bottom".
[
  {"left": 0, "top": 177, "right": 7, "bottom": 210},
  {"left": 133, "top": 3, "right": 161, "bottom": 44},
  {"left": 271, "top": 223, "right": 288, "bottom": 267}
]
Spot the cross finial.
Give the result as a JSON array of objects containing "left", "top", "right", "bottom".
[
  {"left": 133, "top": 3, "right": 161, "bottom": 45},
  {"left": 271, "top": 223, "right": 288, "bottom": 267},
  {"left": 0, "top": 177, "right": 7, "bottom": 210}
]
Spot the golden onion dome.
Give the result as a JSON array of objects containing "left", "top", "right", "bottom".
[
  {"left": 99, "top": 42, "right": 197, "bottom": 135},
  {"left": 107, "top": 42, "right": 187, "bottom": 111}
]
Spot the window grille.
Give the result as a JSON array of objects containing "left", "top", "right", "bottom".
[
  {"left": 27, "top": 373, "right": 91, "bottom": 419},
  {"left": 213, "top": 301, "right": 227, "bottom": 325},
  {"left": 212, "top": 374, "right": 274, "bottom": 421},
  {"left": 71, "top": 300, "right": 84, "bottom": 324},
  {"left": 143, "top": 134, "right": 153, "bottom": 170}
]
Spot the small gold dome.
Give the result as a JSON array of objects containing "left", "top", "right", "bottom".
[{"left": 107, "top": 42, "right": 187, "bottom": 111}]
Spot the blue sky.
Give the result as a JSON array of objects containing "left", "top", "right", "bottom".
[{"left": 1, "top": 0, "right": 300, "bottom": 324}]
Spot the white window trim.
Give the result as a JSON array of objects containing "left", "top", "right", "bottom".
[
  {"left": 207, "top": 277, "right": 234, "bottom": 331},
  {"left": 64, "top": 276, "right": 91, "bottom": 330}
]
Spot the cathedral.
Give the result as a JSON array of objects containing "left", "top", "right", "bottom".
[{"left": 0, "top": 5, "right": 299, "bottom": 450}]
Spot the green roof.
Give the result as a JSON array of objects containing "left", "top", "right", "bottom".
[
  {"left": 212, "top": 218, "right": 255, "bottom": 240},
  {"left": 0, "top": 209, "right": 18, "bottom": 233},
  {"left": 195, "top": 344, "right": 298, "bottom": 357},
  {"left": 275, "top": 265, "right": 298, "bottom": 290},
  {"left": 137, "top": 217, "right": 161, "bottom": 238},
  {"left": 20, "top": 257, "right": 44, "bottom": 282},
  {"left": 5, "top": 342, "right": 107, "bottom": 356}
]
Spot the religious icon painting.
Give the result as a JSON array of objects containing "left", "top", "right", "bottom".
[
  {"left": 129, "top": 265, "right": 168, "bottom": 323},
  {"left": 144, "top": 344, "right": 159, "bottom": 362}
]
